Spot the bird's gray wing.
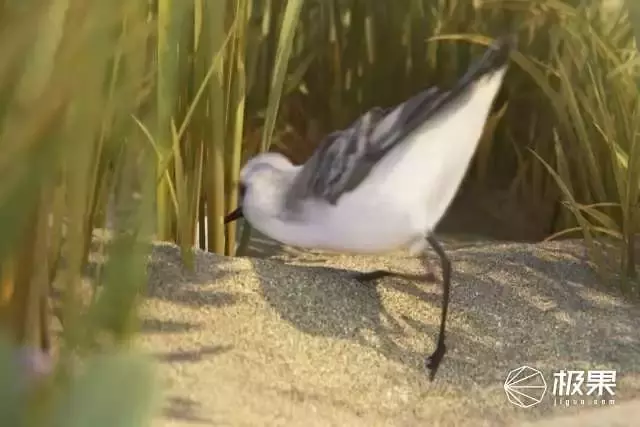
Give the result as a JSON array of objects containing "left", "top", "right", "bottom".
[
  {"left": 284, "top": 35, "right": 513, "bottom": 211},
  {"left": 283, "top": 93, "right": 437, "bottom": 210}
]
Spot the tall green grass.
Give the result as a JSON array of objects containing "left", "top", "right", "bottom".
[
  {"left": 425, "top": 1, "right": 639, "bottom": 288},
  {"left": 147, "top": 0, "right": 303, "bottom": 258},
  {"left": 528, "top": 3, "right": 639, "bottom": 286}
]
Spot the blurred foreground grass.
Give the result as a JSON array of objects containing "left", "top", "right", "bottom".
[
  {"left": 0, "top": 0, "right": 304, "bottom": 424},
  {"left": 0, "top": 0, "right": 161, "bottom": 425},
  {"left": 0, "top": 0, "right": 637, "bottom": 425}
]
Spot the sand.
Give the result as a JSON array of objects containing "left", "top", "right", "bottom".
[{"left": 134, "top": 235, "right": 640, "bottom": 426}]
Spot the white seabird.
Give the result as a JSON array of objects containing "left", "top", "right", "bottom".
[{"left": 225, "top": 36, "right": 514, "bottom": 380}]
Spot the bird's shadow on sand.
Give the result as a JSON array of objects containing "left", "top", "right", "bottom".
[{"left": 251, "top": 240, "right": 640, "bottom": 388}]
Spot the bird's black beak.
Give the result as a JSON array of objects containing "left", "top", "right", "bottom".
[{"left": 224, "top": 207, "right": 244, "bottom": 224}]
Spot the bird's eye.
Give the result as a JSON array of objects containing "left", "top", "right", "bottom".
[{"left": 238, "top": 182, "right": 247, "bottom": 199}]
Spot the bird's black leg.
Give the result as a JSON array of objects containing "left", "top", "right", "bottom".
[{"left": 424, "top": 234, "right": 451, "bottom": 381}]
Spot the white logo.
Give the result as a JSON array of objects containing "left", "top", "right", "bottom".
[
  {"left": 505, "top": 367, "right": 617, "bottom": 408},
  {"left": 552, "top": 369, "right": 616, "bottom": 397},
  {"left": 504, "top": 366, "right": 548, "bottom": 408},
  {"left": 551, "top": 369, "right": 616, "bottom": 407}
]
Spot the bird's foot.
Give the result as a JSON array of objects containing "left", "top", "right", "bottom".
[
  {"left": 353, "top": 270, "right": 437, "bottom": 285},
  {"left": 352, "top": 270, "right": 393, "bottom": 283},
  {"left": 425, "top": 339, "right": 447, "bottom": 381}
]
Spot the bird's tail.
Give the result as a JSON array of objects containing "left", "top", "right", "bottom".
[
  {"left": 455, "top": 35, "right": 515, "bottom": 89},
  {"left": 369, "top": 35, "right": 515, "bottom": 148}
]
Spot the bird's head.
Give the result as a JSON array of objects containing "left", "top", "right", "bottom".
[{"left": 224, "top": 152, "right": 293, "bottom": 224}]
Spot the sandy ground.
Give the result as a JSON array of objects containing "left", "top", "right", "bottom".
[{"left": 134, "top": 234, "right": 640, "bottom": 427}]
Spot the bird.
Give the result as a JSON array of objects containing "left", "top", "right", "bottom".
[{"left": 224, "top": 36, "right": 514, "bottom": 381}]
